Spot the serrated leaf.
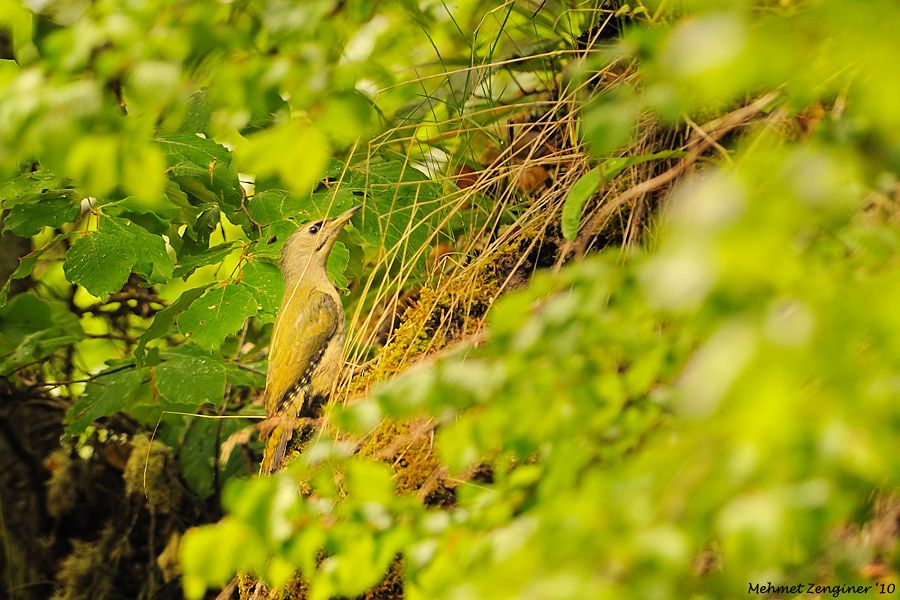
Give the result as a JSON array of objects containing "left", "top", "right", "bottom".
[
  {"left": 239, "top": 259, "right": 284, "bottom": 317},
  {"left": 305, "top": 189, "right": 360, "bottom": 221},
  {"left": 224, "top": 361, "right": 266, "bottom": 388},
  {"left": 0, "top": 171, "right": 58, "bottom": 208},
  {"left": 3, "top": 193, "right": 78, "bottom": 236},
  {"left": 331, "top": 161, "right": 443, "bottom": 278},
  {"left": 104, "top": 216, "right": 174, "bottom": 283},
  {"left": 252, "top": 220, "right": 298, "bottom": 259},
  {"left": 157, "top": 134, "right": 242, "bottom": 207},
  {"left": 177, "top": 283, "right": 258, "bottom": 350},
  {"left": 135, "top": 284, "right": 212, "bottom": 362},
  {"left": 103, "top": 196, "right": 179, "bottom": 234},
  {"left": 63, "top": 228, "right": 136, "bottom": 299},
  {"left": 173, "top": 242, "right": 239, "bottom": 279},
  {"left": 63, "top": 216, "right": 173, "bottom": 297},
  {"left": 155, "top": 354, "right": 226, "bottom": 407},
  {"left": 65, "top": 368, "right": 146, "bottom": 434},
  {"left": 561, "top": 167, "right": 601, "bottom": 241},
  {"left": 247, "top": 189, "right": 306, "bottom": 225}
]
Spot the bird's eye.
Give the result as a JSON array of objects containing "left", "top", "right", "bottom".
[{"left": 308, "top": 223, "right": 321, "bottom": 234}]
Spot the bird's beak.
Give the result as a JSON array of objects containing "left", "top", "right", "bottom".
[
  {"left": 316, "top": 205, "right": 361, "bottom": 253},
  {"left": 331, "top": 204, "right": 361, "bottom": 229}
]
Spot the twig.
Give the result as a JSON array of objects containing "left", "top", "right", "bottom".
[{"left": 572, "top": 92, "right": 779, "bottom": 256}]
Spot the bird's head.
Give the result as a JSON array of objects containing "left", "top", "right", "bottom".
[{"left": 279, "top": 205, "right": 360, "bottom": 283}]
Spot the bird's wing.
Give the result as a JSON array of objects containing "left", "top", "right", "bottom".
[{"left": 264, "top": 288, "right": 340, "bottom": 417}]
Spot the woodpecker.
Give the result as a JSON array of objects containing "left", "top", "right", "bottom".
[{"left": 259, "top": 205, "right": 359, "bottom": 474}]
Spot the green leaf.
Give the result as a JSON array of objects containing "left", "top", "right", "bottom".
[
  {"left": 345, "top": 459, "right": 395, "bottom": 504},
  {"left": 178, "top": 419, "right": 219, "bottom": 500},
  {"left": 561, "top": 152, "right": 686, "bottom": 241},
  {"left": 582, "top": 89, "right": 640, "bottom": 157},
  {"left": 178, "top": 415, "right": 250, "bottom": 500},
  {"left": 155, "top": 354, "right": 226, "bottom": 408},
  {"left": 0, "top": 171, "right": 58, "bottom": 208},
  {"left": 104, "top": 216, "right": 174, "bottom": 284},
  {"left": 102, "top": 196, "right": 179, "bottom": 234},
  {"left": 600, "top": 150, "right": 684, "bottom": 181},
  {"left": 327, "top": 241, "right": 350, "bottom": 290},
  {"left": 561, "top": 167, "right": 601, "bottom": 241},
  {"left": 239, "top": 259, "right": 284, "bottom": 317},
  {"left": 3, "top": 193, "right": 79, "bottom": 236},
  {"left": 66, "top": 135, "right": 120, "bottom": 198},
  {"left": 157, "top": 134, "right": 243, "bottom": 207},
  {"left": 173, "top": 242, "right": 239, "bottom": 279},
  {"left": 0, "top": 293, "right": 84, "bottom": 374},
  {"left": 333, "top": 161, "right": 443, "bottom": 278},
  {"left": 63, "top": 228, "right": 135, "bottom": 298},
  {"left": 223, "top": 361, "right": 266, "bottom": 388},
  {"left": 65, "top": 368, "right": 146, "bottom": 434},
  {"left": 0, "top": 234, "right": 66, "bottom": 307},
  {"left": 63, "top": 216, "right": 172, "bottom": 297},
  {"left": 247, "top": 189, "right": 306, "bottom": 225},
  {"left": 181, "top": 519, "right": 267, "bottom": 599},
  {"left": 251, "top": 220, "right": 298, "bottom": 259},
  {"left": 135, "top": 284, "right": 212, "bottom": 362},
  {"left": 177, "top": 283, "right": 258, "bottom": 350},
  {"left": 235, "top": 121, "right": 330, "bottom": 194}
]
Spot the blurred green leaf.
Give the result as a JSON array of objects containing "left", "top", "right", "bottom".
[
  {"left": 581, "top": 88, "right": 640, "bottom": 157},
  {"left": 236, "top": 121, "right": 330, "bottom": 195},
  {"left": 0, "top": 293, "right": 83, "bottom": 374}
]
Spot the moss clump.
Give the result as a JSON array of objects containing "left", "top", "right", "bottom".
[
  {"left": 362, "top": 557, "right": 404, "bottom": 600},
  {"left": 52, "top": 526, "right": 120, "bottom": 600},
  {"left": 122, "top": 434, "right": 181, "bottom": 514},
  {"left": 359, "top": 419, "right": 443, "bottom": 497},
  {"left": 351, "top": 230, "right": 537, "bottom": 396},
  {"left": 45, "top": 449, "right": 79, "bottom": 519}
]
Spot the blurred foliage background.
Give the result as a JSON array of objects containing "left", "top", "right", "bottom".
[{"left": 1, "top": 0, "right": 898, "bottom": 598}]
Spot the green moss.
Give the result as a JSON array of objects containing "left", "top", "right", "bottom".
[
  {"left": 52, "top": 526, "right": 118, "bottom": 600},
  {"left": 351, "top": 231, "right": 535, "bottom": 395},
  {"left": 123, "top": 434, "right": 181, "bottom": 514},
  {"left": 46, "top": 449, "right": 78, "bottom": 519},
  {"left": 358, "top": 419, "right": 443, "bottom": 496}
]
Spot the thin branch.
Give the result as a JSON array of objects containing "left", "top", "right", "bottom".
[{"left": 572, "top": 92, "right": 780, "bottom": 256}]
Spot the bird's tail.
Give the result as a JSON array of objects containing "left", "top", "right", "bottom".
[{"left": 259, "top": 417, "right": 294, "bottom": 475}]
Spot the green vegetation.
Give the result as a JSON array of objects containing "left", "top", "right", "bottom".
[{"left": 1, "top": 1, "right": 897, "bottom": 599}]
